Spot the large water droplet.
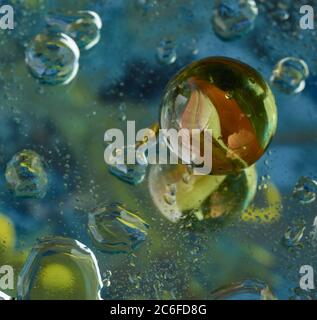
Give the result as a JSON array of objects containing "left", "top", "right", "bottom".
[
  {"left": 88, "top": 203, "right": 149, "bottom": 254},
  {"left": 17, "top": 237, "right": 103, "bottom": 300},
  {"left": 25, "top": 33, "right": 80, "bottom": 85}
]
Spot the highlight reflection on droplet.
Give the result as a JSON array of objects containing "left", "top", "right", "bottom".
[{"left": 25, "top": 33, "right": 80, "bottom": 85}]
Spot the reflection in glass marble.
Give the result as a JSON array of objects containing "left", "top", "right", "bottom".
[{"left": 149, "top": 163, "right": 257, "bottom": 225}]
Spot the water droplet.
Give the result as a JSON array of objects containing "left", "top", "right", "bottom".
[
  {"left": 17, "top": 237, "right": 103, "bottom": 300},
  {"left": 283, "top": 223, "right": 306, "bottom": 248},
  {"left": 271, "top": 9, "right": 290, "bottom": 21},
  {"left": 212, "top": 0, "right": 258, "bottom": 40},
  {"left": 88, "top": 203, "right": 149, "bottom": 254},
  {"left": 46, "top": 11, "right": 102, "bottom": 51},
  {"left": 25, "top": 33, "right": 80, "bottom": 85},
  {"left": 293, "top": 176, "right": 317, "bottom": 204},
  {"left": 163, "top": 184, "right": 177, "bottom": 205},
  {"left": 210, "top": 279, "right": 276, "bottom": 300},
  {"left": 102, "top": 270, "right": 112, "bottom": 287},
  {"left": 225, "top": 91, "right": 234, "bottom": 99},
  {"left": 270, "top": 57, "right": 309, "bottom": 94},
  {"left": 118, "top": 102, "right": 127, "bottom": 121},
  {"left": 310, "top": 216, "right": 317, "bottom": 246},
  {"left": 5, "top": 149, "right": 48, "bottom": 199},
  {"left": 106, "top": 145, "right": 148, "bottom": 185},
  {"left": 156, "top": 39, "right": 177, "bottom": 65}
]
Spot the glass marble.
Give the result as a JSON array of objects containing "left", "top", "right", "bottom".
[
  {"left": 88, "top": 203, "right": 149, "bottom": 254},
  {"left": 212, "top": 0, "right": 258, "bottom": 40},
  {"left": 17, "top": 237, "right": 103, "bottom": 300},
  {"left": 210, "top": 279, "right": 276, "bottom": 300},
  {"left": 270, "top": 57, "right": 309, "bottom": 94},
  {"left": 5, "top": 149, "right": 48, "bottom": 199},
  {"left": 156, "top": 39, "right": 177, "bottom": 65},
  {"left": 46, "top": 11, "right": 102, "bottom": 51},
  {"left": 160, "top": 57, "right": 277, "bottom": 175},
  {"left": 149, "top": 163, "right": 257, "bottom": 225},
  {"left": 293, "top": 176, "right": 317, "bottom": 204},
  {"left": 25, "top": 33, "right": 80, "bottom": 85}
]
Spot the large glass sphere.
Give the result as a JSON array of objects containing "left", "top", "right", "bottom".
[{"left": 160, "top": 57, "right": 277, "bottom": 175}]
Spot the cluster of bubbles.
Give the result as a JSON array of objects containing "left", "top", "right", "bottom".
[
  {"left": 211, "top": 1, "right": 310, "bottom": 96},
  {"left": 2, "top": 148, "right": 151, "bottom": 299},
  {"left": 25, "top": 10, "right": 102, "bottom": 85}
]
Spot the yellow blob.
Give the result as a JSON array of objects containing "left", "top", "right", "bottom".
[
  {"left": 0, "top": 214, "right": 16, "bottom": 255},
  {"left": 30, "top": 255, "right": 86, "bottom": 300},
  {"left": 241, "top": 182, "right": 282, "bottom": 223}
]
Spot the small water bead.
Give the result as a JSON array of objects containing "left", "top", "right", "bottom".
[
  {"left": 210, "top": 279, "right": 276, "bottom": 300},
  {"left": 160, "top": 57, "right": 277, "bottom": 175},
  {"left": 149, "top": 164, "right": 257, "bottom": 224},
  {"left": 46, "top": 11, "right": 102, "bottom": 51},
  {"left": 88, "top": 203, "right": 149, "bottom": 254},
  {"left": 212, "top": 0, "right": 258, "bottom": 40},
  {"left": 293, "top": 176, "right": 317, "bottom": 204},
  {"left": 17, "top": 237, "right": 103, "bottom": 300},
  {"left": 310, "top": 216, "right": 317, "bottom": 245},
  {"left": 102, "top": 270, "right": 112, "bottom": 287},
  {"left": 163, "top": 184, "right": 177, "bottom": 205},
  {"left": 25, "top": 33, "right": 80, "bottom": 85},
  {"left": 270, "top": 57, "right": 309, "bottom": 94},
  {"left": 283, "top": 223, "right": 306, "bottom": 248},
  {"left": 106, "top": 145, "right": 148, "bottom": 185},
  {"left": 156, "top": 39, "right": 177, "bottom": 65},
  {"left": 5, "top": 149, "right": 48, "bottom": 199}
]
